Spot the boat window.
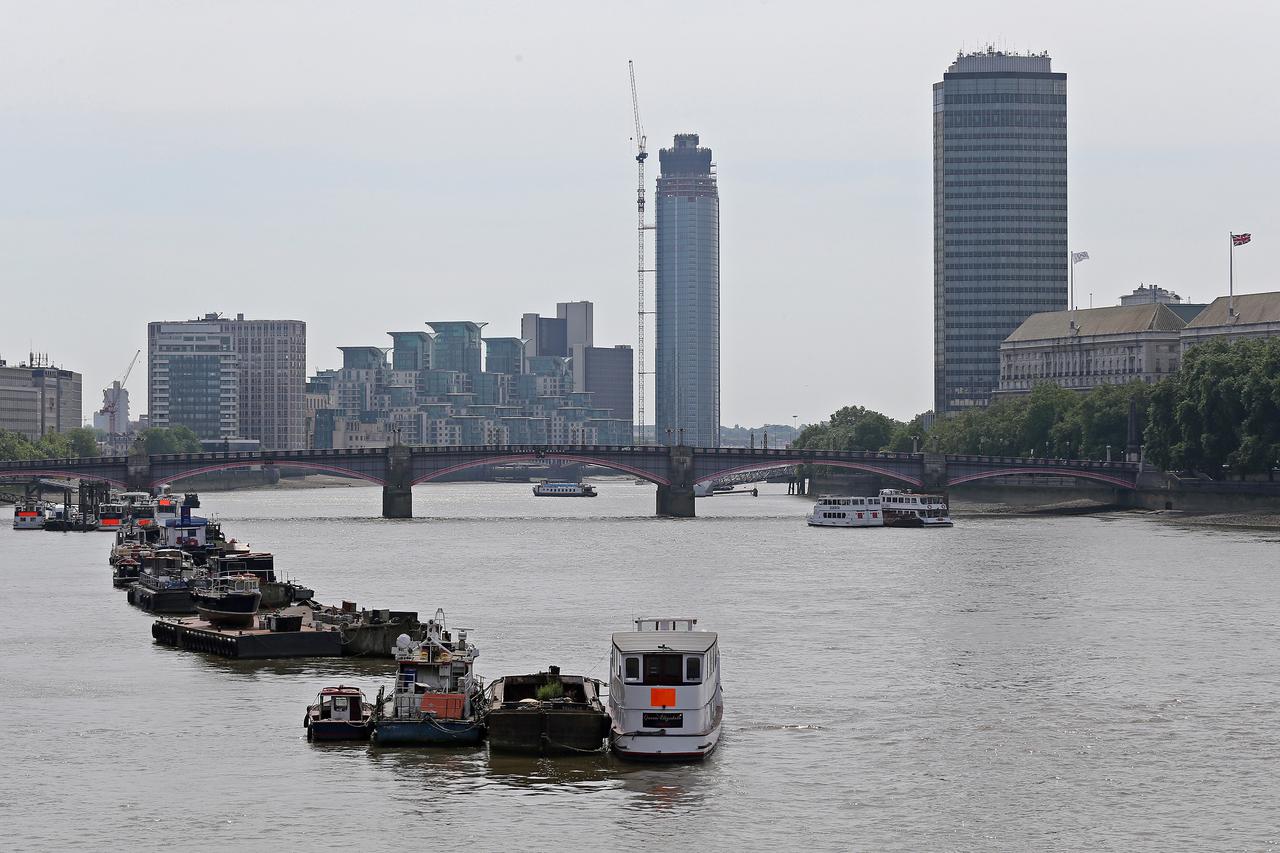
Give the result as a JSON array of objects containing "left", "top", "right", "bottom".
[
  {"left": 642, "top": 653, "right": 683, "bottom": 685},
  {"left": 685, "top": 655, "right": 702, "bottom": 683},
  {"left": 624, "top": 656, "right": 640, "bottom": 681}
]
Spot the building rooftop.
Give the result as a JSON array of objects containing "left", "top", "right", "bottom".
[
  {"left": 1004, "top": 304, "right": 1186, "bottom": 343},
  {"left": 1185, "top": 292, "right": 1280, "bottom": 327},
  {"left": 948, "top": 47, "right": 1052, "bottom": 74}
]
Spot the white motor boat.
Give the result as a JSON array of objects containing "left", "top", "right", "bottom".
[
  {"left": 608, "top": 618, "right": 722, "bottom": 761},
  {"left": 806, "top": 495, "right": 884, "bottom": 527},
  {"left": 880, "top": 489, "right": 953, "bottom": 527},
  {"left": 532, "top": 481, "right": 597, "bottom": 497}
]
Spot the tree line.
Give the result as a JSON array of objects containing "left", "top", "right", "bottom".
[
  {"left": 794, "top": 337, "right": 1280, "bottom": 477},
  {"left": 0, "top": 425, "right": 203, "bottom": 462}
]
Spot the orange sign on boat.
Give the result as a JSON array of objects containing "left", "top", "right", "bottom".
[
  {"left": 650, "top": 688, "right": 676, "bottom": 708},
  {"left": 419, "top": 693, "right": 465, "bottom": 720}
]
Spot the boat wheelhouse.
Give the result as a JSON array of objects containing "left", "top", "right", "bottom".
[
  {"left": 370, "top": 609, "right": 484, "bottom": 747},
  {"left": 608, "top": 618, "right": 723, "bottom": 761},
  {"left": 806, "top": 495, "right": 883, "bottom": 528},
  {"left": 304, "top": 686, "right": 375, "bottom": 742},
  {"left": 879, "top": 489, "right": 953, "bottom": 527},
  {"left": 486, "top": 667, "right": 610, "bottom": 755},
  {"left": 532, "top": 481, "right": 598, "bottom": 497}
]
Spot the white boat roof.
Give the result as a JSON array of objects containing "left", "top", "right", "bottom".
[{"left": 611, "top": 631, "right": 718, "bottom": 654}]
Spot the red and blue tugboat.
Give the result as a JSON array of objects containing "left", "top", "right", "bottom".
[{"left": 304, "top": 686, "right": 375, "bottom": 741}]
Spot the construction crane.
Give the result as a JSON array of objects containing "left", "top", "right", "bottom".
[
  {"left": 104, "top": 349, "right": 141, "bottom": 437},
  {"left": 629, "top": 60, "right": 653, "bottom": 444}
]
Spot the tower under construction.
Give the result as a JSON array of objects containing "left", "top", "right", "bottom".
[{"left": 655, "top": 133, "right": 720, "bottom": 448}]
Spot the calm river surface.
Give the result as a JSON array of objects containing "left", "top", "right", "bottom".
[{"left": 2, "top": 482, "right": 1279, "bottom": 851}]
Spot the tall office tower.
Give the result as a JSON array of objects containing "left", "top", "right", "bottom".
[
  {"left": 520, "top": 312, "right": 568, "bottom": 360},
  {"left": 148, "top": 314, "right": 306, "bottom": 449},
  {"left": 933, "top": 49, "right": 1067, "bottom": 414},
  {"left": 655, "top": 133, "right": 720, "bottom": 447},
  {"left": 556, "top": 301, "right": 594, "bottom": 349},
  {"left": 572, "top": 343, "right": 633, "bottom": 421}
]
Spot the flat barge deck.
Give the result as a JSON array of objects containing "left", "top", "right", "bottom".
[{"left": 152, "top": 611, "right": 343, "bottom": 659}]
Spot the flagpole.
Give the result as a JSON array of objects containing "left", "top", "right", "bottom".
[{"left": 1229, "top": 232, "right": 1235, "bottom": 318}]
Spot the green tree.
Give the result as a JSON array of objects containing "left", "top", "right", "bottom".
[
  {"left": 794, "top": 405, "right": 905, "bottom": 453},
  {"left": 0, "top": 430, "right": 38, "bottom": 461},
  {"left": 65, "top": 427, "right": 100, "bottom": 458},
  {"left": 34, "top": 432, "right": 74, "bottom": 458},
  {"left": 135, "top": 426, "right": 204, "bottom": 455}
]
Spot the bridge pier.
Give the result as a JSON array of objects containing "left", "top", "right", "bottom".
[
  {"left": 382, "top": 444, "right": 413, "bottom": 519},
  {"left": 127, "top": 449, "right": 152, "bottom": 493},
  {"left": 657, "top": 445, "right": 696, "bottom": 518},
  {"left": 656, "top": 484, "right": 696, "bottom": 518}
]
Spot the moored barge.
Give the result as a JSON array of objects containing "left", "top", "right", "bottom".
[{"left": 486, "top": 666, "right": 609, "bottom": 754}]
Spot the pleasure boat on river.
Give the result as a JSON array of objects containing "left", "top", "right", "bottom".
[
  {"left": 880, "top": 489, "right": 953, "bottom": 527},
  {"left": 608, "top": 618, "right": 722, "bottom": 761},
  {"left": 12, "top": 500, "right": 48, "bottom": 530},
  {"left": 806, "top": 495, "right": 884, "bottom": 528},
  {"left": 532, "top": 481, "right": 597, "bottom": 497}
]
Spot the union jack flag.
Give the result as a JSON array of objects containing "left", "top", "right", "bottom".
[{"left": 1232, "top": 233, "right": 1252, "bottom": 246}]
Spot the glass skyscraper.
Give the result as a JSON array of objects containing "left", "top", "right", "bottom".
[
  {"left": 655, "top": 133, "right": 720, "bottom": 447},
  {"left": 933, "top": 49, "right": 1067, "bottom": 413}
]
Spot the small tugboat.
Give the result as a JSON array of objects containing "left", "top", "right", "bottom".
[
  {"left": 194, "top": 574, "right": 262, "bottom": 628},
  {"left": 532, "top": 481, "right": 597, "bottom": 497},
  {"left": 879, "top": 489, "right": 953, "bottom": 527},
  {"left": 806, "top": 495, "right": 884, "bottom": 528},
  {"left": 12, "top": 500, "right": 47, "bottom": 530},
  {"left": 486, "top": 666, "right": 610, "bottom": 755},
  {"left": 609, "top": 617, "right": 723, "bottom": 761},
  {"left": 304, "top": 686, "right": 375, "bottom": 741},
  {"left": 370, "top": 609, "right": 484, "bottom": 747},
  {"left": 112, "top": 557, "right": 141, "bottom": 589},
  {"left": 128, "top": 549, "right": 198, "bottom": 614}
]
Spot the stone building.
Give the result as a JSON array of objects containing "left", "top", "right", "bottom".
[{"left": 998, "top": 304, "right": 1186, "bottom": 395}]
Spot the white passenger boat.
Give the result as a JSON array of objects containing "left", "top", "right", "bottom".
[
  {"left": 806, "top": 495, "right": 883, "bottom": 527},
  {"left": 532, "top": 481, "right": 597, "bottom": 497},
  {"left": 608, "top": 618, "right": 722, "bottom": 761},
  {"left": 879, "top": 489, "right": 953, "bottom": 527},
  {"left": 12, "top": 500, "right": 48, "bottom": 530}
]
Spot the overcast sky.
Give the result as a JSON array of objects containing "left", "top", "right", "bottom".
[{"left": 2, "top": 0, "right": 1277, "bottom": 428}]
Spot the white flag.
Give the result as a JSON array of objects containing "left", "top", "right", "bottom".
[{"left": 1072, "top": 251, "right": 1090, "bottom": 264}]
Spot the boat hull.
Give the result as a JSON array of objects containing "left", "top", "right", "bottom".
[
  {"left": 487, "top": 708, "right": 610, "bottom": 755},
  {"left": 129, "top": 584, "right": 196, "bottom": 614},
  {"left": 308, "top": 720, "right": 373, "bottom": 741},
  {"left": 610, "top": 723, "right": 722, "bottom": 761},
  {"left": 370, "top": 718, "right": 484, "bottom": 747}
]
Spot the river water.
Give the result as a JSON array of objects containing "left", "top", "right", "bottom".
[{"left": 2, "top": 482, "right": 1278, "bottom": 851}]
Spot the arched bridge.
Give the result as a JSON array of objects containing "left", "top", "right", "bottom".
[{"left": 0, "top": 446, "right": 1142, "bottom": 518}]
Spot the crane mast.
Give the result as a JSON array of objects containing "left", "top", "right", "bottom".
[{"left": 629, "top": 60, "right": 651, "bottom": 444}]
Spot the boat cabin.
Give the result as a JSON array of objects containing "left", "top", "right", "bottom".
[
  {"left": 162, "top": 516, "right": 208, "bottom": 549},
  {"left": 314, "top": 686, "right": 364, "bottom": 722},
  {"left": 610, "top": 619, "right": 719, "bottom": 732}
]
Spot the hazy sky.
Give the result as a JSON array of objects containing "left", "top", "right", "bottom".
[{"left": 3, "top": 1, "right": 1277, "bottom": 428}]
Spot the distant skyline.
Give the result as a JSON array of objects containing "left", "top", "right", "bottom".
[{"left": 2, "top": 1, "right": 1276, "bottom": 427}]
